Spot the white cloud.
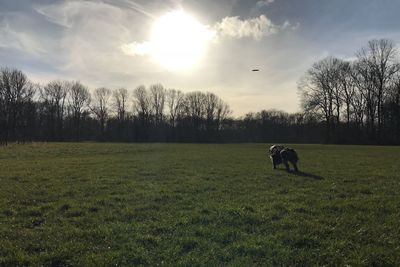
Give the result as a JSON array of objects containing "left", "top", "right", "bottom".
[
  {"left": 256, "top": 0, "right": 275, "bottom": 8},
  {"left": 121, "top": 13, "right": 281, "bottom": 67},
  {"left": 279, "top": 20, "right": 300, "bottom": 31},
  {"left": 214, "top": 15, "right": 278, "bottom": 40}
]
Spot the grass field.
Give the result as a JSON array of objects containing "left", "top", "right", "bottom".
[{"left": 1, "top": 143, "right": 400, "bottom": 266}]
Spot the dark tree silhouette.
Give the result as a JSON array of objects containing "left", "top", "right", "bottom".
[
  {"left": 1, "top": 39, "right": 400, "bottom": 145},
  {"left": 91, "top": 87, "right": 111, "bottom": 141},
  {"left": 68, "top": 81, "right": 90, "bottom": 141}
]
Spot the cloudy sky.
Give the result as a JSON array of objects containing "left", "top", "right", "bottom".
[{"left": 1, "top": 0, "right": 400, "bottom": 116}]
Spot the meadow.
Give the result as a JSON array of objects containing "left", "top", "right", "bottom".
[{"left": 0, "top": 143, "right": 399, "bottom": 266}]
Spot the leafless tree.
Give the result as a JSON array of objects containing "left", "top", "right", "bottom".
[
  {"left": 203, "top": 92, "right": 231, "bottom": 130},
  {"left": 388, "top": 73, "right": 400, "bottom": 140},
  {"left": 216, "top": 98, "right": 231, "bottom": 130},
  {"left": 40, "top": 80, "right": 69, "bottom": 140},
  {"left": 91, "top": 87, "right": 112, "bottom": 140},
  {"left": 299, "top": 57, "right": 340, "bottom": 142},
  {"left": 133, "top": 85, "right": 150, "bottom": 124},
  {"left": 68, "top": 81, "right": 90, "bottom": 141},
  {"left": 356, "top": 39, "right": 399, "bottom": 139},
  {"left": 166, "top": 89, "right": 185, "bottom": 127},
  {"left": 352, "top": 58, "right": 378, "bottom": 138},
  {"left": 337, "top": 61, "right": 356, "bottom": 128},
  {"left": 351, "top": 84, "right": 366, "bottom": 129},
  {"left": 185, "top": 91, "right": 206, "bottom": 129},
  {"left": 112, "top": 88, "right": 128, "bottom": 122},
  {"left": 330, "top": 58, "right": 342, "bottom": 128},
  {"left": 149, "top": 84, "right": 166, "bottom": 125},
  {"left": 204, "top": 92, "right": 218, "bottom": 130},
  {"left": 0, "top": 67, "right": 35, "bottom": 144}
]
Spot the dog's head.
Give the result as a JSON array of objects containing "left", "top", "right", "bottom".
[{"left": 269, "top": 145, "right": 284, "bottom": 155}]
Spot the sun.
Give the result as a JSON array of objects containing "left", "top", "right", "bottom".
[{"left": 149, "top": 10, "right": 214, "bottom": 71}]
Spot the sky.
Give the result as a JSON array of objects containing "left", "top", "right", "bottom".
[{"left": 1, "top": 0, "right": 400, "bottom": 116}]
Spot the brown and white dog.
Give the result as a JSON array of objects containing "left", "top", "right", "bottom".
[{"left": 268, "top": 145, "right": 299, "bottom": 172}]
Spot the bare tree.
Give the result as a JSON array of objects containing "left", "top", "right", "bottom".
[
  {"left": 216, "top": 98, "right": 231, "bottom": 130},
  {"left": 203, "top": 92, "right": 231, "bottom": 131},
  {"left": 204, "top": 92, "right": 218, "bottom": 130},
  {"left": 133, "top": 85, "right": 150, "bottom": 124},
  {"left": 0, "top": 67, "right": 35, "bottom": 144},
  {"left": 352, "top": 58, "right": 378, "bottom": 139},
  {"left": 40, "top": 80, "right": 69, "bottom": 140},
  {"left": 112, "top": 88, "right": 128, "bottom": 122},
  {"left": 91, "top": 87, "right": 112, "bottom": 141},
  {"left": 338, "top": 61, "right": 356, "bottom": 128},
  {"left": 388, "top": 73, "right": 400, "bottom": 141},
  {"left": 68, "top": 81, "right": 90, "bottom": 141},
  {"left": 330, "top": 58, "right": 342, "bottom": 130},
  {"left": 185, "top": 91, "right": 206, "bottom": 130},
  {"left": 356, "top": 39, "right": 399, "bottom": 140},
  {"left": 149, "top": 84, "right": 166, "bottom": 125},
  {"left": 166, "top": 89, "right": 185, "bottom": 127},
  {"left": 299, "top": 57, "right": 339, "bottom": 142},
  {"left": 0, "top": 70, "right": 7, "bottom": 144},
  {"left": 351, "top": 83, "right": 366, "bottom": 129}
]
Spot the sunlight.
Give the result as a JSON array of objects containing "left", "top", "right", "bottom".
[{"left": 149, "top": 10, "right": 214, "bottom": 71}]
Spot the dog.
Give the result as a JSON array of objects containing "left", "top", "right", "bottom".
[{"left": 268, "top": 145, "right": 299, "bottom": 172}]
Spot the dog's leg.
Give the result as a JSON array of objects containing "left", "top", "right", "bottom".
[
  {"left": 292, "top": 161, "right": 299, "bottom": 172},
  {"left": 283, "top": 159, "right": 290, "bottom": 171},
  {"left": 270, "top": 156, "right": 277, "bottom": 169},
  {"left": 280, "top": 150, "right": 290, "bottom": 171}
]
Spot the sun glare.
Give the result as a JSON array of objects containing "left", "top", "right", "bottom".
[{"left": 149, "top": 10, "right": 214, "bottom": 71}]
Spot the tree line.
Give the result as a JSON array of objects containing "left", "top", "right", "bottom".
[
  {"left": 0, "top": 72, "right": 233, "bottom": 144},
  {"left": 0, "top": 67, "right": 321, "bottom": 144},
  {"left": 1, "top": 38, "right": 399, "bottom": 145}
]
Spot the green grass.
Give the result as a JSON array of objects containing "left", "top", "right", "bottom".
[{"left": 1, "top": 143, "right": 400, "bottom": 266}]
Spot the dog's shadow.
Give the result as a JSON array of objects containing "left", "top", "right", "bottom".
[{"left": 276, "top": 169, "right": 324, "bottom": 180}]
